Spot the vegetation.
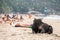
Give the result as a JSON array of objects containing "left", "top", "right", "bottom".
[{"left": 0, "top": 0, "right": 60, "bottom": 14}]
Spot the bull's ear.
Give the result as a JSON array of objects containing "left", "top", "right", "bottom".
[
  {"left": 34, "top": 18, "right": 36, "bottom": 20},
  {"left": 39, "top": 19, "right": 42, "bottom": 21},
  {"left": 39, "top": 19, "right": 42, "bottom": 22},
  {"left": 33, "top": 18, "right": 36, "bottom": 22}
]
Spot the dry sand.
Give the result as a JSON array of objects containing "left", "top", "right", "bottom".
[
  {"left": 43, "top": 19, "right": 60, "bottom": 36},
  {"left": 0, "top": 19, "right": 60, "bottom": 40}
]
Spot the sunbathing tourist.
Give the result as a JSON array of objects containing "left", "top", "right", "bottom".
[
  {"left": 0, "top": 17, "right": 3, "bottom": 24},
  {"left": 27, "top": 14, "right": 32, "bottom": 19},
  {"left": 19, "top": 15, "right": 24, "bottom": 22},
  {"left": 2, "top": 14, "right": 13, "bottom": 25}
]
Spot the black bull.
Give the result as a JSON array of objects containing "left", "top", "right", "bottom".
[{"left": 32, "top": 19, "right": 53, "bottom": 34}]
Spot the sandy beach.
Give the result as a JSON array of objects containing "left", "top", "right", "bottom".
[
  {"left": 0, "top": 0, "right": 60, "bottom": 40},
  {"left": 0, "top": 19, "right": 60, "bottom": 40},
  {"left": 0, "top": 14, "right": 60, "bottom": 40}
]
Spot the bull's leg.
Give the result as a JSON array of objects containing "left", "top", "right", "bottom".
[
  {"left": 32, "top": 31, "right": 35, "bottom": 34},
  {"left": 47, "top": 26, "right": 53, "bottom": 34},
  {"left": 40, "top": 28, "right": 45, "bottom": 33}
]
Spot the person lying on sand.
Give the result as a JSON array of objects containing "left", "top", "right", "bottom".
[{"left": 15, "top": 23, "right": 31, "bottom": 27}]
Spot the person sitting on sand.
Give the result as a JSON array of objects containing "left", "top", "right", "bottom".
[
  {"left": 27, "top": 14, "right": 32, "bottom": 19},
  {"left": 0, "top": 17, "right": 3, "bottom": 24},
  {"left": 19, "top": 15, "right": 24, "bottom": 22},
  {"left": 4, "top": 15, "right": 13, "bottom": 25},
  {"left": 12, "top": 14, "right": 16, "bottom": 19},
  {"left": 12, "top": 14, "right": 19, "bottom": 22}
]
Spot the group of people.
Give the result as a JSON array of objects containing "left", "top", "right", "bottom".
[
  {"left": 0, "top": 13, "right": 35, "bottom": 27},
  {"left": 0, "top": 13, "right": 53, "bottom": 34}
]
